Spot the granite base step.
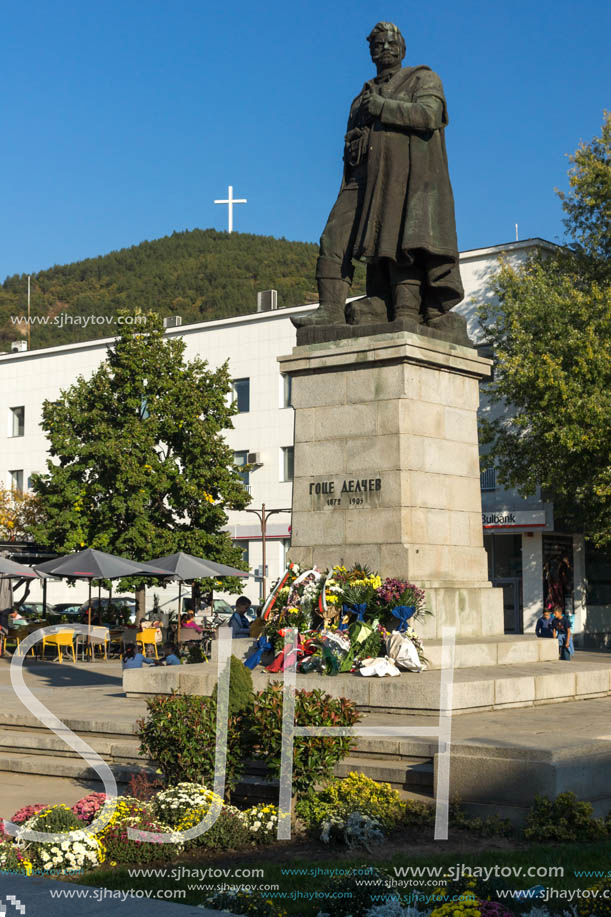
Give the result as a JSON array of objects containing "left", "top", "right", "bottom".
[{"left": 125, "top": 651, "right": 611, "bottom": 715}]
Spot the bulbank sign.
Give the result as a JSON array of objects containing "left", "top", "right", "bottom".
[{"left": 482, "top": 510, "right": 547, "bottom": 529}]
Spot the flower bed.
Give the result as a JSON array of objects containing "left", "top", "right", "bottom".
[
  {"left": 252, "top": 563, "right": 430, "bottom": 678},
  {"left": 0, "top": 785, "right": 283, "bottom": 875}
]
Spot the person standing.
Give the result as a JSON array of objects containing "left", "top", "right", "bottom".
[{"left": 552, "top": 606, "right": 574, "bottom": 660}]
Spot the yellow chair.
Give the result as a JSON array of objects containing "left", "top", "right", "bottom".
[
  {"left": 42, "top": 630, "right": 76, "bottom": 663},
  {"left": 136, "top": 627, "right": 159, "bottom": 660},
  {"left": 13, "top": 625, "right": 38, "bottom": 657},
  {"left": 85, "top": 626, "right": 110, "bottom": 661}
]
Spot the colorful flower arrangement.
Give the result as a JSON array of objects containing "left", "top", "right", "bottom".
[
  {"left": 240, "top": 803, "right": 280, "bottom": 844},
  {"left": 0, "top": 785, "right": 283, "bottom": 875},
  {"left": 16, "top": 805, "right": 104, "bottom": 872},
  {"left": 72, "top": 792, "right": 108, "bottom": 824},
  {"left": 255, "top": 563, "right": 429, "bottom": 676}
]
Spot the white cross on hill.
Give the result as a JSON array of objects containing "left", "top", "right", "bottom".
[{"left": 214, "top": 185, "right": 247, "bottom": 233}]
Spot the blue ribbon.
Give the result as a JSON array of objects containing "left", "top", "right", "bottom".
[
  {"left": 244, "top": 635, "right": 273, "bottom": 670},
  {"left": 340, "top": 603, "right": 367, "bottom": 630},
  {"left": 391, "top": 605, "right": 416, "bottom": 632}
]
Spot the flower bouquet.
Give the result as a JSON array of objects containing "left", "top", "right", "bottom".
[{"left": 259, "top": 563, "right": 429, "bottom": 676}]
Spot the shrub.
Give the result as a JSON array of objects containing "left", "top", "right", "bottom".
[
  {"left": 127, "top": 770, "right": 163, "bottom": 801},
  {"left": 177, "top": 804, "right": 252, "bottom": 850},
  {"left": 152, "top": 782, "right": 222, "bottom": 827},
  {"left": 241, "top": 804, "right": 280, "bottom": 845},
  {"left": 0, "top": 841, "right": 32, "bottom": 875},
  {"left": 202, "top": 887, "right": 286, "bottom": 916},
  {"left": 137, "top": 692, "right": 246, "bottom": 794},
  {"left": 319, "top": 868, "right": 395, "bottom": 916},
  {"left": 24, "top": 804, "right": 83, "bottom": 834},
  {"left": 72, "top": 792, "right": 107, "bottom": 824},
  {"left": 441, "top": 876, "right": 521, "bottom": 915},
  {"left": 297, "top": 772, "right": 406, "bottom": 832},
  {"left": 431, "top": 899, "right": 514, "bottom": 917},
  {"left": 320, "top": 811, "right": 385, "bottom": 850},
  {"left": 403, "top": 799, "right": 436, "bottom": 828},
  {"left": 100, "top": 814, "right": 183, "bottom": 865},
  {"left": 250, "top": 684, "right": 360, "bottom": 795},
  {"left": 576, "top": 877, "right": 611, "bottom": 915},
  {"left": 524, "top": 792, "right": 607, "bottom": 842},
  {"left": 93, "top": 796, "right": 150, "bottom": 841},
  {"left": 16, "top": 806, "right": 103, "bottom": 873},
  {"left": 211, "top": 654, "right": 254, "bottom": 716},
  {"left": 11, "top": 804, "right": 48, "bottom": 826},
  {"left": 448, "top": 800, "right": 513, "bottom": 838}
]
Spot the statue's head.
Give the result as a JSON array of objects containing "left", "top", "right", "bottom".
[{"left": 367, "top": 22, "right": 405, "bottom": 67}]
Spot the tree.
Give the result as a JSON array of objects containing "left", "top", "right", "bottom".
[
  {"left": 478, "top": 113, "right": 611, "bottom": 547},
  {"left": 0, "top": 483, "right": 43, "bottom": 542},
  {"left": 30, "top": 311, "right": 251, "bottom": 616}
]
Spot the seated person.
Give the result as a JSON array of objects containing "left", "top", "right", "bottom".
[
  {"left": 180, "top": 611, "right": 202, "bottom": 635},
  {"left": 229, "top": 596, "right": 253, "bottom": 638},
  {"left": 535, "top": 608, "right": 555, "bottom": 638},
  {"left": 552, "top": 606, "right": 574, "bottom": 660},
  {"left": 122, "top": 642, "right": 157, "bottom": 669},
  {"left": 9, "top": 608, "right": 28, "bottom": 627},
  {"left": 159, "top": 642, "right": 181, "bottom": 666},
  {"left": 138, "top": 618, "right": 163, "bottom": 642}
]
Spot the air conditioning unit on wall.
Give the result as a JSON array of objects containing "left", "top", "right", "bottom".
[{"left": 247, "top": 452, "right": 262, "bottom": 466}]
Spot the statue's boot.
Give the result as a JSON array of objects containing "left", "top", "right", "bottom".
[
  {"left": 392, "top": 279, "right": 424, "bottom": 326},
  {"left": 291, "top": 278, "right": 350, "bottom": 328}
]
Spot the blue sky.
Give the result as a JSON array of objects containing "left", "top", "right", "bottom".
[{"left": 1, "top": 0, "right": 609, "bottom": 280}]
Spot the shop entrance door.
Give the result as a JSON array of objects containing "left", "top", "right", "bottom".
[{"left": 494, "top": 577, "right": 523, "bottom": 634}]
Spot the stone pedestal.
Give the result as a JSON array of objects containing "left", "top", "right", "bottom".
[{"left": 278, "top": 331, "right": 504, "bottom": 638}]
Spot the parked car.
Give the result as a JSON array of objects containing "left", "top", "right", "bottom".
[
  {"left": 52, "top": 603, "right": 82, "bottom": 617},
  {"left": 18, "top": 602, "right": 53, "bottom": 619},
  {"left": 78, "top": 596, "right": 136, "bottom": 624}
]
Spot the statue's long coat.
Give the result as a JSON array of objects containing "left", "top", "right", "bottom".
[{"left": 346, "top": 65, "right": 464, "bottom": 309}]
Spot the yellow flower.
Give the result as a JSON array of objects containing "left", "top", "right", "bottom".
[{"left": 202, "top": 491, "right": 215, "bottom": 503}]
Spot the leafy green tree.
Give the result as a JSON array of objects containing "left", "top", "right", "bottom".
[
  {"left": 30, "top": 311, "right": 250, "bottom": 615},
  {"left": 479, "top": 113, "right": 611, "bottom": 546}
]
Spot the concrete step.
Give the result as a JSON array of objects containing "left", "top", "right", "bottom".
[
  {"left": 0, "top": 711, "right": 139, "bottom": 736},
  {"left": 338, "top": 754, "right": 434, "bottom": 790},
  {"left": 0, "top": 729, "right": 141, "bottom": 762},
  {"left": 425, "top": 634, "right": 558, "bottom": 668},
  {"left": 0, "top": 751, "right": 148, "bottom": 783}
]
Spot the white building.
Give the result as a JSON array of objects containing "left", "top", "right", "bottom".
[{"left": 1, "top": 239, "right": 604, "bottom": 640}]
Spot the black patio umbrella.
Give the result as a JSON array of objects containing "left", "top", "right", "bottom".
[
  {"left": 35, "top": 548, "right": 170, "bottom": 640},
  {"left": 147, "top": 551, "right": 248, "bottom": 643},
  {"left": 0, "top": 557, "right": 39, "bottom": 578}
]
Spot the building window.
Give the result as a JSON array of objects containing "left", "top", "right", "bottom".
[
  {"left": 282, "top": 374, "right": 292, "bottom": 408},
  {"left": 281, "top": 446, "right": 294, "bottom": 482},
  {"left": 480, "top": 468, "right": 496, "bottom": 491},
  {"left": 234, "top": 450, "right": 250, "bottom": 486},
  {"left": 9, "top": 469, "right": 24, "bottom": 492},
  {"left": 10, "top": 406, "right": 24, "bottom": 437},
  {"left": 232, "top": 378, "right": 250, "bottom": 413},
  {"left": 234, "top": 540, "right": 249, "bottom": 568}
]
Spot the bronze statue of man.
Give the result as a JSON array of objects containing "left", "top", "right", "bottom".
[{"left": 295, "top": 22, "right": 463, "bottom": 332}]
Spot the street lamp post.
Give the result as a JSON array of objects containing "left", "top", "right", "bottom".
[{"left": 244, "top": 504, "right": 291, "bottom": 601}]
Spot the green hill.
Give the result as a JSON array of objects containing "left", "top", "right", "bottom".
[{"left": 0, "top": 229, "right": 366, "bottom": 352}]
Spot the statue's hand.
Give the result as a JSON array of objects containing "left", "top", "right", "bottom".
[{"left": 361, "top": 90, "right": 384, "bottom": 117}]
